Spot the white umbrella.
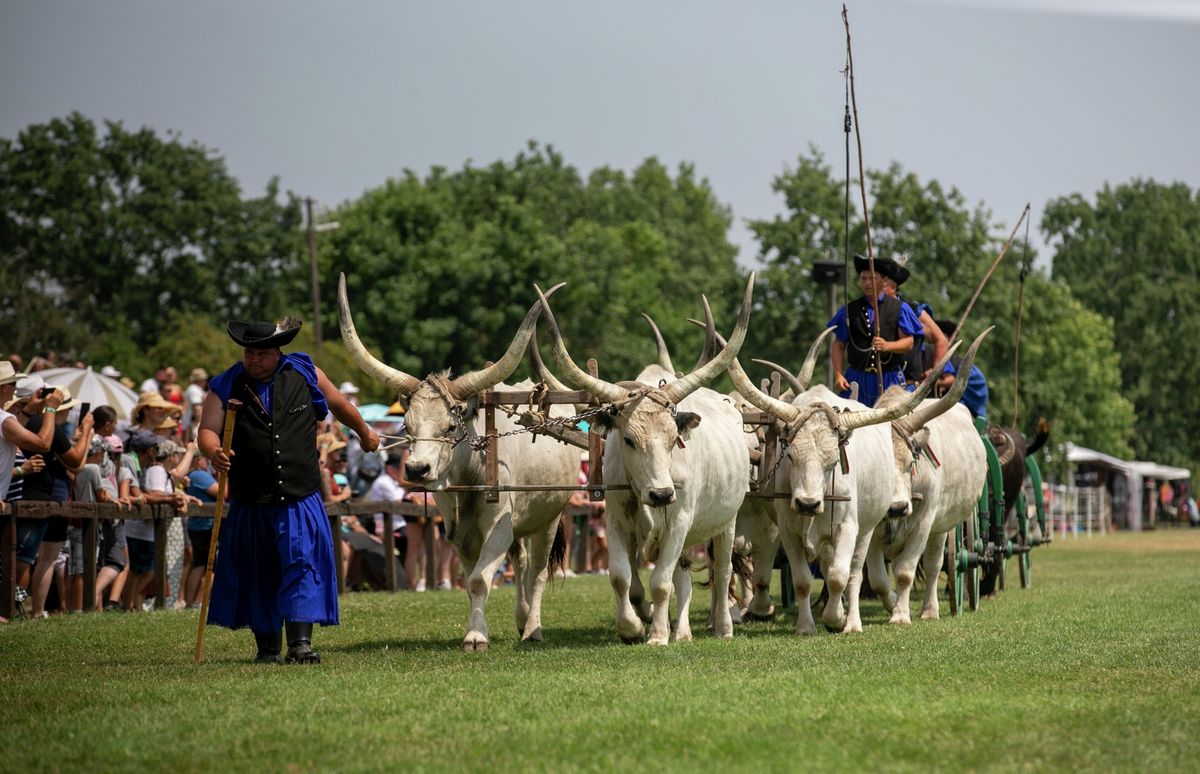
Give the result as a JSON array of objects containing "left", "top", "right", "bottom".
[{"left": 35, "top": 366, "right": 141, "bottom": 420}]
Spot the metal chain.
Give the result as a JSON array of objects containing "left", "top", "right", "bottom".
[{"left": 377, "top": 397, "right": 616, "bottom": 453}]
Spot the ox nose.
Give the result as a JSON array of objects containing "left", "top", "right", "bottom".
[
  {"left": 888, "top": 502, "right": 911, "bottom": 519},
  {"left": 793, "top": 496, "right": 822, "bottom": 514},
  {"left": 405, "top": 461, "right": 431, "bottom": 481},
  {"left": 646, "top": 487, "right": 676, "bottom": 507}
]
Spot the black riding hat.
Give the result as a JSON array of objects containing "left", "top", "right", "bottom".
[
  {"left": 227, "top": 318, "right": 302, "bottom": 350},
  {"left": 852, "top": 254, "right": 909, "bottom": 285}
]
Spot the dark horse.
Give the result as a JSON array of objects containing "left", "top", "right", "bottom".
[{"left": 980, "top": 418, "right": 1050, "bottom": 595}]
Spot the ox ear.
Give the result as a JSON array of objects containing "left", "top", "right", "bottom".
[{"left": 675, "top": 411, "right": 701, "bottom": 438}]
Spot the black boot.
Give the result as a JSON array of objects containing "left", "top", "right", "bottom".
[
  {"left": 254, "top": 630, "right": 282, "bottom": 665},
  {"left": 285, "top": 622, "right": 320, "bottom": 664}
]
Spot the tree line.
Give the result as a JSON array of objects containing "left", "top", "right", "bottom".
[{"left": 3, "top": 113, "right": 1195, "bottom": 475}]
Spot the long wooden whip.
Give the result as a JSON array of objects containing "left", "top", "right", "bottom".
[
  {"left": 947, "top": 204, "right": 1031, "bottom": 350},
  {"left": 842, "top": 4, "right": 883, "bottom": 396},
  {"left": 194, "top": 398, "right": 242, "bottom": 664}
]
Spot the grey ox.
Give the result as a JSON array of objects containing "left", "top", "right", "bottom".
[
  {"left": 867, "top": 327, "right": 992, "bottom": 623},
  {"left": 338, "top": 275, "right": 578, "bottom": 652},
  {"left": 535, "top": 275, "right": 756, "bottom": 645},
  {"left": 726, "top": 330, "right": 958, "bottom": 634}
]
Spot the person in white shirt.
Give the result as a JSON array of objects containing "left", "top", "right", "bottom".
[
  {"left": 365, "top": 450, "right": 429, "bottom": 591},
  {"left": 182, "top": 368, "right": 208, "bottom": 440}
]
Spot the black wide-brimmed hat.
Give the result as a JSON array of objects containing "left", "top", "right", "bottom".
[
  {"left": 852, "top": 254, "right": 909, "bottom": 285},
  {"left": 226, "top": 318, "right": 302, "bottom": 350},
  {"left": 934, "top": 318, "right": 957, "bottom": 337}
]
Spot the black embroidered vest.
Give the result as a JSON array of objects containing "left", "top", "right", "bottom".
[
  {"left": 228, "top": 368, "right": 322, "bottom": 504},
  {"left": 847, "top": 295, "right": 902, "bottom": 371}
]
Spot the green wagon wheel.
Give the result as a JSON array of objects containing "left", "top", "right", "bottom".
[
  {"left": 1018, "top": 493, "right": 1033, "bottom": 589},
  {"left": 966, "top": 509, "right": 981, "bottom": 612},
  {"left": 946, "top": 525, "right": 964, "bottom": 616}
]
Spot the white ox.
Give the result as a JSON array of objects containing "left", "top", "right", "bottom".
[
  {"left": 338, "top": 275, "right": 578, "bottom": 652},
  {"left": 536, "top": 276, "right": 756, "bottom": 645},
  {"left": 865, "top": 328, "right": 991, "bottom": 623},
  {"left": 726, "top": 330, "right": 958, "bottom": 634}
]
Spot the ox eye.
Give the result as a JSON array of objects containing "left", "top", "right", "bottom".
[{"left": 624, "top": 436, "right": 635, "bottom": 449}]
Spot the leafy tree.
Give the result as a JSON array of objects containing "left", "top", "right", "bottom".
[
  {"left": 747, "top": 149, "right": 1134, "bottom": 460},
  {"left": 0, "top": 112, "right": 304, "bottom": 359},
  {"left": 1045, "top": 180, "right": 1200, "bottom": 469},
  {"left": 319, "top": 143, "right": 742, "bottom": 388}
]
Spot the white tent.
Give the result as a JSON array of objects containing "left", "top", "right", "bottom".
[{"left": 1065, "top": 443, "right": 1191, "bottom": 529}]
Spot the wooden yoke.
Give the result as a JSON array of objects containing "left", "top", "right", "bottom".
[{"left": 586, "top": 358, "right": 605, "bottom": 502}]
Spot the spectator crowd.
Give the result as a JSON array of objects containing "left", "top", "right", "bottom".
[{"left": 1, "top": 352, "right": 607, "bottom": 623}]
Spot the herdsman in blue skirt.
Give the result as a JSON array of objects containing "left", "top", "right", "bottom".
[{"left": 197, "top": 318, "right": 379, "bottom": 664}]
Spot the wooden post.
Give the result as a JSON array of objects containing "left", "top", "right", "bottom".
[
  {"left": 0, "top": 506, "right": 14, "bottom": 620},
  {"left": 586, "top": 358, "right": 605, "bottom": 502},
  {"left": 424, "top": 515, "right": 436, "bottom": 590},
  {"left": 382, "top": 512, "right": 397, "bottom": 591},
  {"left": 330, "top": 511, "right": 345, "bottom": 594},
  {"left": 483, "top": 387, "right": 499, "bottom": 504},
  {"left": 153, "top": 508, "right": 168, "bottom": 610},
  {"left": 83, "top": 513, "right": 98, "bottom": 613}
]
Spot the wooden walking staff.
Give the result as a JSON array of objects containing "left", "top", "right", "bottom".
[
  {"left": 842, "top": 4, "right": 883, "bottom": 395},
  {"left": 946, "top": 204, "right": 1031, "bottom": 350},
  {"left": 194, "top": 398, "right": 242, "bottom": 664}
]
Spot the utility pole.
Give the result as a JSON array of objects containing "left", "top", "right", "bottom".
[
  {"left": 305, "top": 198, "right": 341, "bottom": 352},
  {"left": 306, "top": 197, "right": 322, "bottom": 351}
]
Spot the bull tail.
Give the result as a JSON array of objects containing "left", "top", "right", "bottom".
[
  {"left": 1025, "top": 417, "right": 1051, "bottom": 457},
  {"left": 549, "top": 518, "right": 567, "bottom": 579}
]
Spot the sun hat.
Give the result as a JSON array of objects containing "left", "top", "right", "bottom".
[
  {"left": 338, "top": 381, "right": 360, "bottom": 394},
  {"left": 99, "top": 365, "right": 122, "bottom": 378},
  {"left": 54, "top": 386, "right": 79, "bottom": 413},
  {"left": 156, "top": 416, "right": 179, "bottom": 431},
  {"left": 387, "top": 401, "right": 405, "bottom": 416},
  {"left": 88, "top": 435, "right": 111, "bottom": 456},
  {"left": 189, "top": 367, "right": 209, "bottom": 383},
  {"left": 0, "top": 361, "right": 28, "bottom": 386},
  {"left": 104, "top": 434, "right": 125, "bottom": 454},
  {"left": 131, "top": 391, "right": 181, "bottom": 423},
  {"left": 226, "top": 317, "right": 302, "bottom": 349}
]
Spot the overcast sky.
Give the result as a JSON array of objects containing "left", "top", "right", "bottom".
[{"left": 3, "top": 0, "right": 1198, "bottom": 268}]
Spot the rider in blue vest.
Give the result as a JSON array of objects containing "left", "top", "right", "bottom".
[{"left": 828, "top": 255, "right": 923, "bottom": 407}]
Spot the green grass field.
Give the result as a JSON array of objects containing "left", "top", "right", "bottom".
[{"left": 3, "top": 529, "right": 1198, "bottom": 773}]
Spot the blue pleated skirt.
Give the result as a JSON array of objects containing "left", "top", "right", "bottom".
[{"left": 207, "top": 490, "right": 339, "bottom": 633}]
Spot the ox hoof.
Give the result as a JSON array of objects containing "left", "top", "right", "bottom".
[
  {"left": 674, "top": 632, "right": 693, "bottom": 643},
  {"left": 888, "top": 613, "right": 913, "bottom": 626},
  {"left": 646, "top": 636, "right": 670, "bottom": 647},
  {"left": 462, "top": 636, "right": 489, "bottom": 653},
  {"left": 520, "top": 627, "right": 544, "bottom": 643},
  {"left": 920, "top": 610, "right": 940, "bottom": 621},
  {"left": 843, "top": 620, "right": 863, "bottom": 634},
  {"left": 743, "top": 609, "right": 777, "bottom": 623}
]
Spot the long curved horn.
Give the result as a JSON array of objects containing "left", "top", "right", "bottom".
[
  {"left": 691, "top": 295, "right": 721, "bottom": 370},
  {"left": 641, "top": 313, "right": 675, "bottom": 373},
  {"left": 687, "top": 314, "right": 799, "bottom": 424},
  {"left": 794, "top": 326, "right": 837, "bottom": 391},
  {"left": 448, "top": 283, "right": 565, "bottom": 399},
  {"left": 837, "top": 337, "right": 963, "bottom": 432},
  {"left": 751, "top": 359, "right": 805, "bottom": 396},
  {"left": 338, "top": 273, "right": 422, "bottom": 398},
  {"left": 659, "top": 273, "right": 755, "bottom": 405},
  {"left": 534, "top": 284, "right": 627, "bottom": 403},
  {"left": 527, "top": 323, "right": 573, "bottom": 393},
  {"left": 896, "top": 326, "right": 994, "bottom": 434}
]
